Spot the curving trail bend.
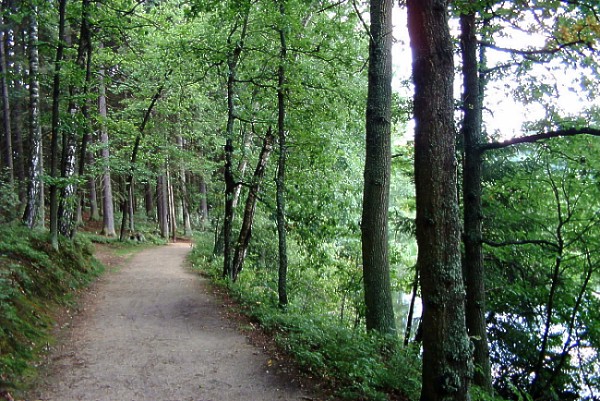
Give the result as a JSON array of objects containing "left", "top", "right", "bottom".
[{"left": 28, "top": 243, "right": 309, "bottom": 401}]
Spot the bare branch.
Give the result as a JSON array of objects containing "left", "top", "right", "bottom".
[{"left": 480, "top": 128, "right": 600, "bottom": 152}]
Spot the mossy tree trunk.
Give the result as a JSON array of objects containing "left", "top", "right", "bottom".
[{"left": 407, "top": 0, "right": 472, "bottom": 399}]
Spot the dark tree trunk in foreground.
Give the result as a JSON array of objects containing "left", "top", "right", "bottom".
[
  {"left": 407, "top": 0, "right": 472, "bottom": 400},
  {"left": 460, "top": 10, "right": 492, "bottom": 392},
  {"left": 49, "top": 0, "right": 68, "bottom": 250},
  {"left": 361, "top": 0, "right": 396, "bottom": 334},
  {"left": 276, "top": 0, "right": 288, "bottom": 308},
  {"left": 232, "top": 128, "right": 274, "bottom": 281}
]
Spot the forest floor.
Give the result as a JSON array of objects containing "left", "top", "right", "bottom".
[{"left": 24, "top": 243, "right": 314, "bottom": 401}]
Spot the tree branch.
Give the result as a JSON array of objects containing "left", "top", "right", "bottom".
[
  {"left": 482, "top": 238, "right": 560, "bottom": 251},
  {"left": 480, "top": 127, "right": 600, "bottom": 152}
]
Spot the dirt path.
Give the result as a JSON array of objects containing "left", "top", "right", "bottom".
[{"left": 27, "top": 243, "right": 310, "bottom": 401}]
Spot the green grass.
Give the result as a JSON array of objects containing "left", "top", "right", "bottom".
[{"left": 0, "top": 224, "right": 104, "bottom": 391}]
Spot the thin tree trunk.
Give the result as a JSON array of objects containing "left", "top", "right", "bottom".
[
  {"left": 232, "top": 127, "right": 274, "bottom": 281},
  {"left": 407, "top": 0, "right": 472, "bottom": 400},
  {"left": 145, "top": 181, "right": 154, "bottom": 219},
  {"left": 460, "top": 9, "right": 492, "bottom": 391},
  {"left": 166, "top": 164, "right": 177, "bottom": 241},
  {"left": 49, "top": 0, "right": 68, "bottom": 250},
  {"left": 23, "top": 4, "right": 43, "bottom": 228},
  {"left": 361, "top": 0, "right": 396, "bottom": 334},
  {"left": 98, "top": 61, "right": 115, "bottom": 236},
  {"left": 276, "top": 0, "right": 288, "bottom": 308},
  {"left": 0, "top": 7, "right": 13, "bottom": 183},
  {"left": 199, "top": 176, "right": 208, "bottom": 228},
  {"left": 157, "top": 173, "right": 169, "bottom": 238},
  {"left": 222, "top": 10, "right": 249, "bottom": 279},
  {"left": 177, "top": 136, "right": 192, "bottom": 236},
  {"left": 232, "top": 127, "right": 253, "bottom": 208}
]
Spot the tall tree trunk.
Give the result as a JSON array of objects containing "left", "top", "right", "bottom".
[
  {"left": 222, "top": 11, "right": 249, "bottom": 279},
  {"left": 157, "top": 173, "right": 169, "bottom": 238},
  {"left": 23, "top": 4, "right": 44, "bottom": 229},
  {"left": 49, "top": 0, "right": 68, "bottom": 250},
  {"left": 98, "top": 62, "right": 115, "bottom": 236},
  {"left": 460, "top": 9, "right": 491, "bottom": 392},
  {"left": 199, "top": 175, "right": 209, "bottom": 229},
  {"left": 276, "top": 0, "right": 289, "bottom": 308},
  {"left": 166, "top": 164, "right": 177, "bottom": 241},
  {"left": 232, "top": 128, "right": 274, "bottom": 281},
  {"left": 361, "top": 0, "right": 396, "bottom": 335},
  {"left": 407, "top": 0, "right": 472, "bottom": 400},
  {"left": 144, "top": 181, "right": 154, "bottom": 220},
  {"left": 0, "top": 7, "right": 13, "bottom": 184},
  {"left": 232, "top": 127, "right": 253, "bottom": 208},
  {"left": 177, "top": 135, "right": 192, "bottom": 236}
]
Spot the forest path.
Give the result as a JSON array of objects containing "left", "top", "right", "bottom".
[{"left": 27, "top": 243, "right": 309, "bottom": 401}]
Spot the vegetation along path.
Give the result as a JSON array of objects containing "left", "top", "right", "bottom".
[{"left": 27, "top": 244, "right": 309, "bottom": 401}]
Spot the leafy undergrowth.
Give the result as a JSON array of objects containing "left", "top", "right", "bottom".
[
  {"left": 189, "top": 234, "right": 421, "bottom": 401},
  {"left": 0, "top": 224, "right": 104, "bottom": 392}
]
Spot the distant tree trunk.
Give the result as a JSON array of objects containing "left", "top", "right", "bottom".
[
  {"left": 232, "top": 127, "right": 274, "bottom": 281},
  {"left": 177, "top": 136, "right": 192, "bottom": 236},
  {"left": 232, "top": 127, "right": 253, "bottom": 208},
  {"left": 460, "top": 9, "right": 492, "bottom": 392},
  {"left": 166, "top": 165, "right": 177, "bottom": 241},
  {"left": 98, "top": 62, "right": 115, "bottom": 236},
  {"left": 408, "top": 0, "right": 472, "bottom": 399},
  {"left": 276, "top": 0, "right": 288, "bottom": 308},
  {"left": 222, "top": 11, "right": 249, "bottom": 279},
  {"left": 199, "top": 175, "right": 209, "bottom": 228},
  {"left": 49, "top": 0, "right": 68, "bottom": 250},
  {"left": 23, "top": 5, "right": 44, "bottom": 229},
  {"left": 157, "top": 173, "right": 169, "bottom": 238},
  {"left": 144, "top": 182, "right": 154, "bottom": 219},
  {"left": 0, "top": 8, "right": 13, "bottom": 183},
  {"left": 361, "top": 0, "right": 396, "bottom": 335}
]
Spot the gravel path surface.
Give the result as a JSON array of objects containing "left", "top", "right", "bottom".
[{"left": 27, "top": 243, "right": 309, "bottom": 401}]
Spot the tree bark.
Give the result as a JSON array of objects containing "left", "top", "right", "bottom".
[
  {"left": 49, "top": 0, "right": 68, "bottom": 250},
  {"left": 98, "top": 61, "right": 116, "bottom": 236},
  {"left": 460, "top": 10, "right": 492, "bottom": 392},
  {"left": 199, "top": 175, "right": 209, "bottom": 229},
  {"left": 177, "top": 136, "right": 192, "bottom": 236},
  {"left": 276, "top": 0, "right": 289, "bottom": 308},
  {"left": 407, "top": 0, "right": 472, "bottom": 400},
  {"left": 361, "top": 0, "right": 396, "bottom": 334},
  {"left": 23, "top": 4, "right": 44, "bottom": 229},
  {"left": 222, "top": 10, "right": 249, "bottom": 279},
  {"left": 157, "top": 173, "right": 169, "bottom": 238},
  {"left": 0, "top": 6, "right": 13, "bottom": 183},
  {"left": 232, "top": 128, "right": 274, "bottom": 281}
]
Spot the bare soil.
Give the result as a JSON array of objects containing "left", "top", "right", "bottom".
[{"left": 25, "top": 243, "right": 313, "bottom": 401}]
